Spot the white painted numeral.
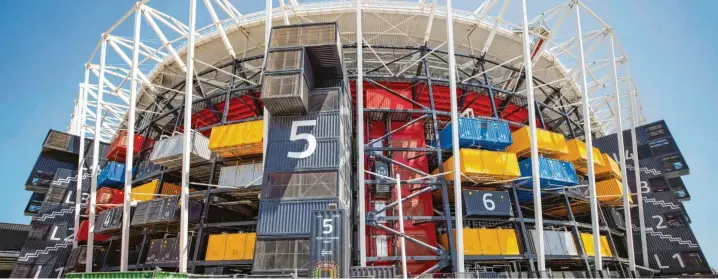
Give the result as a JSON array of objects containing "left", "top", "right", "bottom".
[
  {"left": 652, "top": 215, "right": 667, "bottom": 229},
  {"left": 287, "top": 120, "right": 317, "bottom": 159},
  {"left": 654, "top": 254, "right": 668, "bottom": 269},
  {"left": 322, "top": 218, "right": 333, "bottom": 234},
  {"left": 641, "top": 181, "right": 650, "bottom": 194},
  {"left": 483, "top": 193, "right": 496, "bottom": 211},
  {"left": 672, "top": 253, "right": 686, "bottom": 268}
]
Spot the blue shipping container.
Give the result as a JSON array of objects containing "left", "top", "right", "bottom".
[
  {"left": 97, "top": 162, "right": 126, "bottom": 187},
  {"left": 437, "top": 117, "right": 512, "bottom": 151},
  {"left": 517, "top": 157, "right": 578, "bottom": 188}
]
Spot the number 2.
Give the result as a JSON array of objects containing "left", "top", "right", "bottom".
[
  {"left": 483, "top": 193, "right": 495, "bottom": 211},
  {"left": 653, "top": 215, "right": 667, "bottom": 229},
  {"left": 288, "top": 120, "right": 317, "bottom": 159},
  {"left": 322, "top": 218, "right": 333, "bottom": 234}
]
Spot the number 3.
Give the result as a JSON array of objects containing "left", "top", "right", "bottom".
[{"left": 288, "top": 120, "right": 317, "bottom": 159}]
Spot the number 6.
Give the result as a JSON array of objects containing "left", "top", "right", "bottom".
[
  {"left": 288, "top": 120, "right": 317, "bottom": 159},
  {"left": 483, "top": 193, "right": 495, "bottom": 211}
]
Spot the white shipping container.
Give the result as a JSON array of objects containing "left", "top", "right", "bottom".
[
  {"left": 149, "top": 131, "right": 212, "bottom": 168},
  {"left": 219, "top": 162, "right": 263, "bottom": 187}
]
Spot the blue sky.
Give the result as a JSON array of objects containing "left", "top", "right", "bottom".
[{"left": 1, "top": 0, "right": 716, "bottom": 269}]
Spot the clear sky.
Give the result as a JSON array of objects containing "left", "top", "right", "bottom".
[{"left": 1, "top": 0, "right": 716, "bottom": 269}]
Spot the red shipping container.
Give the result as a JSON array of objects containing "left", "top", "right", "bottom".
[
  {"left": 176, "top": 108, "right": 217, "bottom": 137},
  {"left": 365, "top": 224, "right": 439, "bottom": 275},
  {"left": 76, "top": 220, "right": 111, "bottom": 242},
  {"left": 106, "top": 131, "right": 153, "bottom": 163},
  {"left": 366, "top": 88, "right": 414, "bottom": 110},
  {"left": 215, "top": 93, "right": 262, "bottom": 123},
  {"left": 86, "top": 187, "right": 123, "bottom": 214}
]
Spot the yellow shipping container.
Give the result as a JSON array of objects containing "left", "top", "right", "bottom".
[
  {"left": 225, "top": 233, "right": 246, "bottom": 260},
  {"left": 205, "top": 234, "right": 228, "bottom": 261},
  {"left": 596, "top": 178, "right": 632, "bottom": 205},
  {"left": 244, "top": 233, "right": 256, "bottom": 260},
  {"left": 554, "top": 139, "right": 606, "bottom": 173},
  {"left": 506, "top": 126, "right": 569, "bottom": 156},
  {"left": 439, "top": 228, "right": 519, "bottom": 256},
  {"left": 131, "top": 180, "right": 181, "bottom": 202},
  {"left": 209, "top": 120, "right": 264, "bottom": 158},
  {"left": 580, "top": 233, "right": 613, "bottom": 257},
  {"left": 438, "top": 149, "right": 520, "bottom": 182},
  {"left": 595, "top": 153, "right": 622, "bottom": 180},
  {"left": 496, "top": 229, "right": 521, "bottom": 255},
  {"left": 478, "top": 229, "right": 501, "bottom": 255}
]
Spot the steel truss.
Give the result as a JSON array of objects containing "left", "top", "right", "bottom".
[{"left": 62, "top": 0, "right": 652, "bottom": 277}]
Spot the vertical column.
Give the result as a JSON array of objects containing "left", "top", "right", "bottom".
[
  {"left": 356, "top": 0, "right": 367, "bottom": 267},
  {"left": 179, "top": 0, "right": 197, "bottom": 273},
  {"left": 121, "top": 2, "right": 142, "bottom": 272},
  {"left": 574, "top": 6, "right": 602, "bottom": 271},
  {"left": 609, "top": 33, "right": 635, "bottom": 272},
  {"left": 519, "top": 0, "right": 545, "bottom": 273},
  {"left": 87, "top": 36, "right": 108, "bottom": 273},
  {"left": 628, "top": 77, "right": 648, "bottom": 267},
  {"left": 74, "top": 69, "right": 90, "bottom": 250},
  {"left": 262, "top": 0, "right": 272, "bottom": 164},
  {"left": 444, "top": 0, "right": 464, "bottom": 272}
]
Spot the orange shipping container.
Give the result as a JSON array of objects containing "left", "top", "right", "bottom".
[
  {"left": 596, "top": 178, "right": 632, "bottom": 205},
  {"left": 507, "top": 126, "right": 568, "bottom": 157},
  {"left": 595, "top": 153, "right": 622, "bottom": 180},
  {"left": 131, "top": 180, "right": 182, "bottom": 202},
  {"left": 554, "top": 139, "right": 606, "bottom": 173},
  {"left": 209, "top": 120, "right": 264, "bottom": 158}
]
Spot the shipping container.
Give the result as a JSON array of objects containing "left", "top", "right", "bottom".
[
  {"left": 86, "top": 187, "right": 123, "bottom": 214},
  {"left": 579, "top": 233, "right": 612, "bottom": 257},
  {"left": 264, "top": 139, "right": 343, "bottom": 171},
  {"left": 16, "top": 239, "right": 73, "bottom": 265},
  {"left": 261, "top": 73, "right": 311, "bottom": 115},
  {"left": 644, "top": 249, "right": 711, "bottom": 274},
  {"left": 34, "top": 203, "right": 76, "bottom": 224},
  {"left": 42, "top": 130, "right": 83, "bottom": 154},
  {"left": 0, "top": 223, "right": 30, "bottom": 251},
  {"left": 131, "top": 196, "right": 201, "bottom": 226},
  {"left": 349, "top": 266, "right": 397, "bottom": 278},
  {"left": 96, "top": 206, "right": 133, "bottom": 233},
  {"left": 269, "top": 112, "right": 348, "bottom": 142},
  {"left": 438, "top": 149, "right": 520, "bottom": 182},
  {"left": 437, "top": 117, "right": 512, "bottom": 151},
  {"left": 219, "top": 162, "right": 263, "bottom": 187},
  {"left": 602, "top": 207, "right": 625, "bottom": 230},
  {"left": 253, "top": 238, "right": 311, "bottom": 272},
  {"left": 309, "top": 209, "right": 350, "bottom": 279},
  {"left": 65, "top": 245, "right": 106, "bottom": 272},
  {"left": 131, "top": 180, "right": 181, "bottom": 202},
  {"left": 106, "top": 131, "right": 153, "bottom": 162},
  {"left": 257, "top": 199, "right": 343, "bottom": 237},
  {"left": 209, "top": 120, "right": 264, "bottom": 158},
  {"left": 462, "top": 190, "right": 512, "bottom": 217},
  {"left": 506, "top": 126, "right": 568, "bottom": 156},
  {"left": 308, "top": 88, "right": 341, "bottom": 113},
  {"left": 262, "top": 170, "right": 346, "bottom": 201},
  {"left": 134, "top": 160, "right": 163, "bottom": 182},
  {"left": 528, "top": 230, "right": 578, "bottom": 256},
  {"left": 149, "top": 131, "right": 212, "bottom": 169},
  {"left": 517, "top": 157, "right": 578, "bottom": 188},
  {"left": 97, "top": 161, "right": 126, "bottom": 187},
  {"left": 595, "top": 153, "right": 622, "bottom": 180},
  {"left": 552, "top": 139, "right": 606, "bottom": 173},
  {"left": 26, "top": 151, "right": 77, "bottom": 191},
  {"left": 439, "top": 228, "right": 520, "bottom": 256},
  {"left": 76, "top": 220, "right": 111, "bottom": 243},
  {"left": 596, "top": 179, "right": 632, "bottom": 206},
  {"left": 365, "top": 88, "right": 415, "bottom": 119}
]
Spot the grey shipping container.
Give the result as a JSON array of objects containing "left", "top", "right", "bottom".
[
  {"left": 96, "top": 206, "right": 133, "bottom": 233},
  {"left": 309, "top": 209, "right": 350, "bottom": 278},
  {"left": 64, "top": 245, "right": 106, "bottom": 271},
  {"left": 145, "top": 238, "right": 163, "bottom": 264},
  {"left": 462, "top": 190, "right": 512, "bottom": 217},
  {"left": 150, "top": 131, "right": 212, "bottom": 169},
  {"left": 308, "top": 88, "right": 341, "bottom": 113},
  {"left": 257, "top": 199, "right": 343, "bottom": 237},
  {"left": 261, "top": 73, "right": 310, "bottom": 116},
  {"left": 602, "top": 207, "right": 625, "bottom": 230},
  {"left": 132, "top": 196, "right": 201, "bottom": 226},
  {"left": 42, "top": 130, "right": 82, "bottom": 155},
  {"left": 219, "top": 162, "right": 263, "bottom": 187},
  {"left": 134, "top": 160, "right": 163, "bottom": 182},
  {"left": 646, "top": 249, "right": 711, "bottom": 274},
  {"left": 264, "top": 139, "right": 342, "bottom": 171},
  {"left": 269, "top": 112, "right": 347, "bottom": 142},
  {"left": 531, "top": 230, "right": 577, "bottom": 256},
  {"left": 264, "top": 48, "right": 316, "bottom": 91},
  {"left": 262, "top": 170, "right": 343, "bottom": 201},
  {"left": 252, "top": 238, "right": 310, "bottom": 272},
  {"left": 0, "top": 223, "right": 30, "bottom": 251},
  {"left": 26, "top": 152, "right": 77, "bottom": 190},
  {"left": 349, "top": 266, "right": 397, "bottom": 278}
]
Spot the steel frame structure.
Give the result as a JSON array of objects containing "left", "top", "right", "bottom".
[{"left": 63, "top": 0, "right": 653, "bottom": 277}]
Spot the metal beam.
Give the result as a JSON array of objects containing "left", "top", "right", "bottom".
[
  {"left": 356, "top": 0, "right": 367, "bottom": 267},
  {"left": 519, "top": 0, "right": 545, "bottom": 273},
  {"left": 179, "top": 0, "right": 197, "bottom": 273}
]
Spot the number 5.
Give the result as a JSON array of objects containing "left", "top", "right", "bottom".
[
  {"left": 288, "top": 120, "right": 317, "bottom": 159},
  {"left": 322, "top": 218, "right": 333, "bottom": 234}
]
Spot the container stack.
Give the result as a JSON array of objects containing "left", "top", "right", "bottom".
[{"left": 252, "top": 23, "right": 351, "bottom": 277}]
